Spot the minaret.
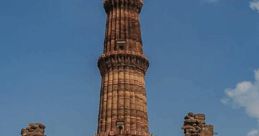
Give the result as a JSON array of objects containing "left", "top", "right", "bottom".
[{"left": 97, "top": 0, "right": 150, "bottom": 136}]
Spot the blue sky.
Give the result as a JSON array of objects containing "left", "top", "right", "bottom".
[{"left": 1, "top": 0, "right": 259, "bottom": 136}]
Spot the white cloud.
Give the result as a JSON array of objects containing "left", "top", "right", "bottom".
[
  {"left": 250, "top": 0, "right": 259, "bottom": 13},
  {"left": 248, "top": 129, "right": 259, "bottom": 136},
  {"left": 223, "top": 69, "right": 259, "bottom": 136}
]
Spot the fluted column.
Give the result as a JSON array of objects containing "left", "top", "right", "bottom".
[{"left": 97, "top": 0, "right": 150, "bottom": 136}]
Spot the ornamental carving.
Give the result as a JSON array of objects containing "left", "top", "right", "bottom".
[{"left": 98, "top": 53, "right": 149, "bottom": 76}]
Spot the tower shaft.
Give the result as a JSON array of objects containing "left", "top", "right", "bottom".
[{"left": 97, "top": 0, "right": 149, "bottom": 136}]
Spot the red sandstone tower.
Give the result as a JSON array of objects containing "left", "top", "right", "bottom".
[{"left": 97, "top": 0, "right": 150, "bottom": 136}]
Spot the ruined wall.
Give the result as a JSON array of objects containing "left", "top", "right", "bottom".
[
  {"left": 182, "top": 113, "right": 214, "bottom": 136},
  {"left": 21, "top": 123, "right": 45, "bottom": 136}
]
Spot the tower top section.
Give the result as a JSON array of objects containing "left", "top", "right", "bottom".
[
  {"left": 103, "top": 0, "right": 144, "bottom": 13},
  {"left": 100, "top": 0, "right": 147, "bottom": 58}
]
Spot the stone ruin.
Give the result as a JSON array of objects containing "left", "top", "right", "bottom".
[
  {"left": 21, "top": 123, "right": 45, "bottom": 136},
  {"left": 182, "top": 112, "right": 214, "bottom": 136},
  {"left": 20, "top": 113, "right": 214, "bottom": 136}
]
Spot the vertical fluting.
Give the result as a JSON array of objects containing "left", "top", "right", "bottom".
[
  {"left": 129, "top": 67, "right": 135, "bottom": 133},
  {"left": 97, "top": 0, "right": 149, "bottom": 136},
  {"left": 124, "top": 66, "right": 130, "bottom": 133},
  {"left": 97, "top": 77, "right": 103, "bottom": 132},
  {"left": 112, "top": 67, "right": 118, "bottom": 131},
  {"left": 106, "top": 70, "right": 112, "bottom": 131}
]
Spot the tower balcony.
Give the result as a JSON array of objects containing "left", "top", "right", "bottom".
[{"left": 98, "top": 52, "right": 149, "bottom": 76}]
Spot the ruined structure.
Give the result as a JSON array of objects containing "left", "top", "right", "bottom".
[
  {"left": 21, "top": 123, "right": 45, "bottom": 136},
  {"left": 96, "top": 0, "right": 150, "bottom": 136},
  {"left": 182, "top": 113, "right": 214, "bottom": 136}
]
